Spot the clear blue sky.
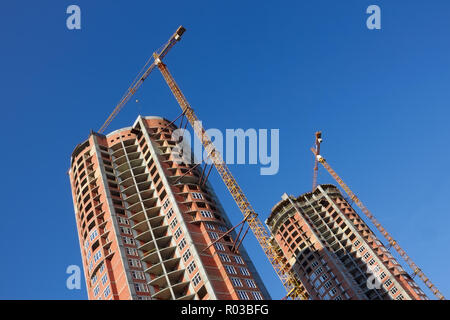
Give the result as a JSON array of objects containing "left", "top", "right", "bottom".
[{"left": 1, "top": 0, "right": 449, "bottom": 300}]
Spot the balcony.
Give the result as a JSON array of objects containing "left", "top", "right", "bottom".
[
  {"left": 152, "top": 286, "right": 172, "bottom": 300},
  {"left": 148, "top": 273, "right": 168, "bottom": 288},
  {"left": 142, "top": 246, "right": 176, "bottom": 264},
  {"left": 114, "top": 153, "right": 129, "bottom": 166},
  {"left": 173, "top": 281, "right": 192, "bottom": 300},
  {"left": 138, "top": 234, "right": 172, "bottom": 253},
  {"left": 145, "top": 262, "right": 164, "bottom": 275},
  {"left": 135, "top": 230, "right": 152, "bottom": 243}
]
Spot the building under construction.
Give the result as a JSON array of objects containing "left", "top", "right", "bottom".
[
  {"left": 266, "top": 184, "right": 428, "bottom": 300},
  {"left": 68, "top": 26, "right": 445, "bottom": 300},
  {"left": 68, "top": 115, "right": 270, "bottom": 300}
]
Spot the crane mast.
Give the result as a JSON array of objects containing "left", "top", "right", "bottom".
[{"left": 311, "top": 148, "right": 445, "bottom": 300}]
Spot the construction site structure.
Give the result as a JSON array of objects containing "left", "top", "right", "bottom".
[
  {"left": 311, "top": 133, "right": 445, "bottom": 300},
  {"left": 266, "top": 184, "right": 429, "bottom": 300},
  {"left": 96, "top": 25, "right": 307, "bottom": 299},
  {"left": 68, "top": 116, "right": 270, "bottom": 300}
]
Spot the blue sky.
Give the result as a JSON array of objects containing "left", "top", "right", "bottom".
[{"left": 1, "top": 0, "right": 449, "bottom": 300}]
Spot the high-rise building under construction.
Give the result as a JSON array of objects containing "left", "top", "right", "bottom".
[
  {"left": 68, "top": 115, "right": 270, "bottom": 300},
  {"left": 266, "top": 184, "right": 428, "bottom": 300}
]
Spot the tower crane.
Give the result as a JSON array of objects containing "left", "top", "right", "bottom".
[
  {"left": 311, "top": 131, "right": 322, "bottom": 190},
  {"left": 99, "top": 26, "right": 307, "bottom": 300},
  {"left": 311, "top": 135, "right": 445, "bottom": 300}
]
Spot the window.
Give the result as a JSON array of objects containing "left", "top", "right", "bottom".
[
  {"left": 182, "top": 249, "right": 192, "bottom": 262},
  {"left": 324, "top": 281, "right": 333, "bottom": 289},
  {"left": 126, "top": 248, "right": 138, "bottom": 256},
  {"left": 234, "top": 256, "right": 244, "bottom": 265},
  {"left": 363, "top": 252, "right": 370, "bottom": 260},
  {"left": 314, "top": 267, "right": 323, "bottom": 275},
  {"left": 314, "top": 279, "right": 321, "bottom": 288},
  {"left": 90, "top": 229, "right": 98, "bottom": 241},
  {"left": 93, "top": 285, "right": 100, "bottom": 297},
  {"left": 245, "top": 279, "right": 257, "bottom": 288},
  {"left": 252, "top": 292, "right": 263, "bottom": 300},
  {"left": 120, "top": 226, "right": 131, "bottom": 234},
  {"left": 396, "top": 294, "right": 404, "bottom": 300},
  {"left": 318, "top": 287, "right": 326, "bottom": 295},
  {"left": 379, "top": 272, "right": 386, "bottom": 280},
  {"left": 91, "top": 274, "right": 98, "bottom": 285},
  {"left": 192, "top": 273, "right": 202, "bottom": 286},
  {"left": 384, "top": 278, "right": 392, "bottom": 288},
  {"left": 170, "top": 217, "right": 178, "bottom": 229},
  {"left": 330, "top": 288, "right": 337, "bottom": 296},
  {"left": 118, "top": 217, "right": 129, "bottom": 225},
  {"left": 123, "top": 237, "right": 135, "bottom": 245},
  {"left": 368, "top": 258, "right": 375, "bottom": 266},
  {"left": 237, "top": 290, "right": 249, "bottom": 300},
  {"left": 174, "top": 227, "right": 183, "bottom": 239},
  {"left": 192, "top": 192, "right": 203, "bottom": 200},
  {"left": 163, "top": 199, "right": 170, "bottom": 210},
  {"left": 135, "top": 283, "right": 148, "bottom": 292},
  {"left": 87, "top": 250, "right": 91, "bottom": 261},
  {"left": 128, "top": 259, "right": 141, "bottom": 268},
  {"left": 209, "top": 232, "right": 219, "bottom": 240},
  {"left": 240, "top": 267, "right": 250, "bottom": 276},
  {"left": 353, "top": 240, "right": 360, "bottom": 247},
  {"left": 231, "top": 278, "right": 243, "bottom": 287},
  {"left": 187, "top": 261, "right": 196, "bottom": 274},
  {"left": 214, "top": 242, "right": 225, "bottom": 251},
  {"left": 225, "top": 265, "right": 237, "bottom": 275},
  {"left": 205, "top": 223, "right": 215, "bottom": 230},
  {"left": 311, "top": 261, "right": 319, "bottom": 268},
  {"left": 219, "top": 253, "right": 231, "bottom": 262},
  {"left": 390, "top": 286, "right": 398, "bottom": 295},
  {"left": 200, "top": 210, "right": 213, "bottom": 218},
  {"left": 93, "top": 251, "right": 102, "bottom": 263},
  {"left": 99, "top": 263, "right": 105, "bottom": 274},
  {"left": 319, "top": 274, "right": 328, "bottom": 282},
  {"left": 178, "top": 238, "right": 187, "bottom": 251},
  {"left": 132, "top": 271, "right": 145, "bottom": 280},
  {"left": 358, "top": 246, "right": 366, "bottom": 253},
  {"left": 310, "top": 273, "right": 317, "bottom": 281},
  {"left": 218, "top": 225, "right": 228, "bottom": 232},
  {"left": 84, "top": 239, "right": 89, "bottom": 249},
  {"left": 334, "top": 295, "right": 342, "bottom": 300},
  {"left": 101, "top": 274, "right": 108, "bottom": 285},
  {"left": 167, "top": 208, "right": 174, "bottom": 219}
]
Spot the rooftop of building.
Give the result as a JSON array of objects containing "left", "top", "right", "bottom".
[
  {"left": 266, "top": 184, "right": 340, "bottom": 226},
  {"left": 69, "top": 115, "right": 172, "bottom": 166}
]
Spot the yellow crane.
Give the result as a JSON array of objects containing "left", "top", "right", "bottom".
[
  {"left": 311, "top": 137, "right": 445, "bottom": 300},
  {"left": 99, "top": 26, "right": 307, "bottom": 300}
]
